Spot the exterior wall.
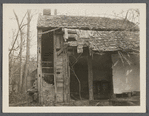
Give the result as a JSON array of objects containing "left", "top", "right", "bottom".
[
  {"left": 42, "top": 79, "right": 55, "bottom": 105},
  {"left": 37, "top": 29, "right": 56, "bottom": 104},
  {"left": 55, "top": 53, "right": 64, "bottom": 102},
  {"left": 38, "top": 32, "right": 70, "bottom": 104},
  {"left": 112, "top": 54, "right": 140, "bottom": 94},
  {"left": 55, "top": 41, "right": 70, "bottom": 103}
]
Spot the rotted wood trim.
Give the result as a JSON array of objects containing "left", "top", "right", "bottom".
[
  {"left": 68, "top": 34, "right": 78, "bottom": 40},
  {"left": 66, "top": 29, "right": 77, "bottom": 34},
  {"left": 37, "top": 29, "right": 43, "bottom": 104}
]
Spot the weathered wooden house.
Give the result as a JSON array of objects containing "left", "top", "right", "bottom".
[{"left": 36, "top": 9, "right": 139, "bottom": 105}]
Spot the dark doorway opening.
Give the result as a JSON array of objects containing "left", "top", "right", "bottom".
[
  {"left": 69, "top": 47, "right": 89, "bottom": 100},
  {"left": 70, "top": 48, "right": 112, "bottom": 100},
  {"left": 41, "top": 31, "right": 54, "bottom": 85},
  {"left": 93, "top": 80, "right": 110, "bottom": 100},
  {"left": 41, "top": 32, "right": 53, "bottom": 62},
  {"left": 93, "top": 53, "right": 112, "bottom": 99}
]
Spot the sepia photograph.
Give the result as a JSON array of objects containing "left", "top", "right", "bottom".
[{"left": 3, "top": 4, "right": 146, "bottom": 113}]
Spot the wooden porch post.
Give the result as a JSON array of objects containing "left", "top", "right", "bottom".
[
  {"left": 88, "top": 51, "right": 94, "bottom": 100},
  {"left": 67, "top": 52, "right": 70, "bottom": 102},
  {"left": 53, "top": 32, "right": 57, "bottom": 103},
  {"left": 110, "top": 54, "right": 114, "bottom": 98},
  {"left": 64, "top": 47, "right": 70, "bottom": 103},
  {"left": 37, "top": 29, "right": 43, "bottom": 104}
]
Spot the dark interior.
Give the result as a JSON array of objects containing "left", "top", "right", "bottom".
[
  {"left": 70, "top": 48, "right": 112, "bottom": 100},
  {"left": 41, "top": 31, "right": 54, "bottom": 84},
  {"left": 92, "top": 53, "right": 112, "bottom": 99},
  {"left": 69, "top": 47, "right": 89, "bottom": 100},
  {"left": 41, "top": 32, "right": 53, "bottom": 62}
]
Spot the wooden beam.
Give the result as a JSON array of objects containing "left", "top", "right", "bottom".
[
  {"left": 64, "top": 47, "right": 70, "bottom": 103},
  {"left": 57, "top": 45, "right": 68, "bottom": 56},
  {"left": 37, "top": 29, "right": 43, "bottom": 104},
  {"left": 63, "top": 48, "right": 67, "bottom": 103},
  {"left": 68, "top": 34, "right": 78, "bottom": 40},
  {"left": 67, "top": 52, "right": 70, "bottom": 102},
  {"left": 88, "top": 51, "right": 94, "bottom": 100},
  {"left": 53, "top": 32, "right": 57, "bottom": 103},
  {"left": 55, "top": 31, "right": 64, "bottom": 35},
  {"left": 67, "top": 29, "right": 77, "bottom": 34},
  {"left": 110, "top": 54, "right": 114, "bottom": 98}
]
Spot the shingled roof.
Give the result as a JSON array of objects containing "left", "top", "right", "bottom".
[
  {"left": 63, "top": 28, "right": 139, "bottom": 52},
  {"left": 37, "top": 15, "right": 139, "bottom": 31}
]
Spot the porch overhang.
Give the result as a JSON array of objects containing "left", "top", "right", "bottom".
[{"left": 62, "top": 28, "right": 139, "bottom": 53}]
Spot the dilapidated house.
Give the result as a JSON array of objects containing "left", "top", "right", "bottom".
[{"left": 36, "top": 9, "right": 139, "bottom": 105}]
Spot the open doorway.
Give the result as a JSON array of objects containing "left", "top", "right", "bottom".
[
  {"left": 41, "top": 31, "right": 54, "bottom": 85},
  {"left": 92, "top": 53, "right": 113, "bottom": 99},
  {"left": 69, "top": 47, "right": 89, "bottom": 100},
  {"left": 69, "top": 48, "right": 113, "bottom": 100}
]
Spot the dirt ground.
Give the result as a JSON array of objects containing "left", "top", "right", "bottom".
[
  {"left": 9, "top": 96, "right": 140, "bottom": 106},
  {"left": 110, "top": 96, "right": 140, "bottom": 106}
]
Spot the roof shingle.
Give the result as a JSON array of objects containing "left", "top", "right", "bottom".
[{"left": 37, "top": 15, "right": 139, "bottom": 31}]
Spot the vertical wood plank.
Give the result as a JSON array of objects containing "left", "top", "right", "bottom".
[
  {"left": 110, "top": 54, "right": 114, "bottom": 98},
  {"left": 63, "top": 46, "right": 67, "bottom": 103},
  {"left": 65, "top": 47, "right": 69, "bottom": 103},
  {"left": 56, "top": 36, "right": 61, "bottom": 49},
  {"left": 37, "top": 29, "right": 43, "bottom": 104},
  {"left": 88, "top": 50, "right": 94, "bottom": 100},
  {"left": 67, "top": 49, "right": 70, "bottom": 102},
  {"left": 68, "top": 66, "right": 70, "bottom": 102},
  {"left": 53, "top": 32, "right": 57, "bottom": 102},
  {"left": 56, "top": 35, "right": 64, "bottom": 103}
]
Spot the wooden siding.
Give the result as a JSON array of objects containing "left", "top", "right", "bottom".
[
  {"left": 37, "top": 29, "right": 43, "bottom": 104},
  {"left": 54, "top": 34, "right": 70, "bottom": 103}
]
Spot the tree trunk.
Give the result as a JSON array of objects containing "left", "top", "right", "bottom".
[
  {"left": 19, "top": 31, "right": 23, "bottom": 92},
  {"left": 24, "top": 10, "right": 31, "bottom": 92},
  {"left": 13, "top": 10, "right": 26, "bottom": 93},
  {"left": 9, "top": 51, "right": 14, "bottom": 92}
]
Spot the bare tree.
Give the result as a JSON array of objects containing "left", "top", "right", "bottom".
[
  {"left": 9, "top": 12, "right": 27, "bottom": 56},
  {"left": 14, "top": 10, "right": 23, "bottom": 92},
  {"left": 12, "top": 10, "right": 28, "bottom": 92},
  {"left": 23, "top": 9, "right": 31, "bottom": 92}
]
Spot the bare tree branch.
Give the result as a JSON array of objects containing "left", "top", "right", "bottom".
[{"left": 9, "top": 11, "right": 27, "bottom": 56}]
